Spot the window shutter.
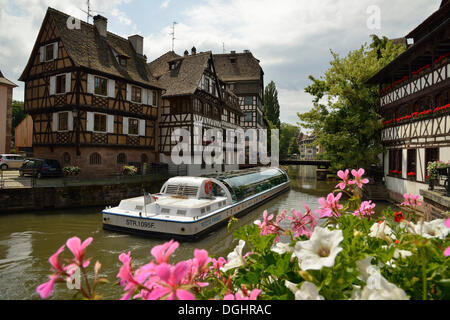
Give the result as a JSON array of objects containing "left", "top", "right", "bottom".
[
  {"left": 123, "top": 117, "right": 129, "bottom": 135},
  {"left": 68, "top": 112, "right": 74, "bottom": 131},
  {"left": 39, "top": 47, "right": 45, "bottom": 63},
  {"left": 86, "top": 112, "right": 94, "bottom": 132},
  {"left": 148, "top": 90, "right": 153, "bottom": 106},
  {"left": 87, "top": 74, "right": 95, "bottom": 94},
  {"left": 107, "top": 115, "right": 115, "bottom": 133},
  {"left": 141, "top": 88, "right": 147, "bottom": 105},
  {"left": 139, "top": 119, "right": 146, "bottom": 136},
  {"left": 126, "top": 84, "right": 132, "bottom": 101},
  {"left": 107, "top": 79, "right": 115, "bottom": 98},
  {"left": 52, "top": 113, "right": 58, "bottom": 132},
  {"left": 53, "top": 42, "right": 58, "bottom": 60},
  {"left": 49, "top": 76, "right": 56, "bottom": 95},
  {"left": 65, "top": 73, "right": 71, "bottom": 93}
]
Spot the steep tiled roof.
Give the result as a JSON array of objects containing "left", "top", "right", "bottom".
[
  {"left": 156, "top": 51, "right": 212, "bottom": 97},
  {"left": 20, "top": 7, "right": 162, "bottom": 89},
  {"left": 213, "top": 52, "right": 263, "bottom": 82},
  {"left": 148, "top": 51, "right": 181, "bottom": 78}
]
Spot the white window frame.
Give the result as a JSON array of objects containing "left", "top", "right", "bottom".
[
  {"left": 92, "top": 112, "right": 108, "bottom": 133},
  {"left": 127, "top": 118, "right": 140, "bottom": 136}
]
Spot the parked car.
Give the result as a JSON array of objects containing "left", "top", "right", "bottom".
[
  {"left": 19, "top": 158, "right": 63, "bottom": 179},
  {"left": 0, "top": 154, "right": 26, "bottom": 170}
]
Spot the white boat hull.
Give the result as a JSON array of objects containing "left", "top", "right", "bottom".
[{"left": 102, "top": 181, "right": 290, "bottom": 241}]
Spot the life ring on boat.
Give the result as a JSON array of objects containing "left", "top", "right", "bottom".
[{"left": 204, "top": 180, "right": 213, "bottom": 195}]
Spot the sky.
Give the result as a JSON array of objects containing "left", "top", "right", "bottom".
[{"left": 0, "top": 0, "right": 440, "bottom": 126}]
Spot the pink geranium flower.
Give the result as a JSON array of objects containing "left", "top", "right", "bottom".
[
  {"left": 445, "top": 247, "right": 450, "bottom": 257},
  {"left": 445, "top": 218, "right": 450, "bottom": 229},
  {"left": 49, "top": 245, "right": 65, "bottom": 273},
  {"left": 316, "top": 193, "right": 343, "bottom": 218},
  {"left": 149, "top": 262, "right": 195, "bottom": 300},
  {"left": 288, "top": 204, "right": 318, "bottom": 238},
  {"left": 336, "top": 169, "right": 350, "bottom": 190},
  {"left": 401, "top": 194, "right": 422, "bottom": 208},
  {"left": 66, "top": 236, "right": 93, "bottom": 267},
  {"left": 349, "top": 169, "right": 370, "bottom": 188},
  {"left": 353, "top": 200, "right": 376, "bottom": 219},
  {"left": 151, "top": 240, "right": 179, "bottom": 264},
  {"left": 224, "top": 288, "right": 261, "bottom": 300},
  {"left": 36, "top": 274, "right": 59, "bottom": 299}
]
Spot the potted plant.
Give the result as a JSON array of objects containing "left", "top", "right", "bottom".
[
  {"left": 63, "top": 166, "right": 81, "bottom": 176},
  {"left": 407, "top": 171, "right": 416, "bottom": 181},
  {"left": 122, "top": 165, "right": 137, "bottom": 176}
]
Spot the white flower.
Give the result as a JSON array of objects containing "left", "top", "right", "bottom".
[
  {"left": 369, "top": 221, "right": 396, "bottom": 241},
  {"left": 294, "top": 227, "right": 343, "bottom": 270},
  {"left": 413, "top": 219, "right": 449, "bottom": 240},
  {"left": 271, "top": 242, "right": 294, "bottom": 255},
  {"left": 355, "top": 256, "right": 409, "bottom": 300},
  {"left": 285, "top": 280, "right": 324, "bottom": 300},
  {"left": 221, "top": 240, "right": 246, "bottom": 273}
]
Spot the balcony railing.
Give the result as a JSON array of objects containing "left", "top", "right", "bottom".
[{"left": 380, "top": 58, "right": 449, "bottom": 107}]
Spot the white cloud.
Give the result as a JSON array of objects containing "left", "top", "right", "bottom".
[{"left": 160, "top": 0, "right": 170, "bottom": 9}]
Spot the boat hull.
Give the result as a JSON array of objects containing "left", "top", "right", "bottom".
[{"left": 102, "top": 181, "right": 290, "bottom": 241}]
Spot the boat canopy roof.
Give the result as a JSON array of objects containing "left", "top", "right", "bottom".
[{"left": 205, "top": 167, "right": 289, "bottom": 202}]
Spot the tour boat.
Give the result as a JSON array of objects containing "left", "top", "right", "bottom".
[{"left": 102, "top": 167, "right": 290, "bottom": 240}]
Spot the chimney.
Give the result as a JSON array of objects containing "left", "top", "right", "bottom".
[
  {"left": 191, "top": 46, "right": 197, "bottom": 55},
  {"left": 128, "top": 35, "right": 144, "bottom": 56},
  {"left": 243, "top": 50, "right": 250, "bottom": 54},
  {"left": 184, "top": 49, "right": 189, "bottom": 57},
  {"left": 93, "top": 15, "right": 108, "bottom": 38},
  {"left": 230, "top": 50, "right": 236, "bottom": 55}
]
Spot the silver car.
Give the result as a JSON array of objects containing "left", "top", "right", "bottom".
[{"left": 0, "top": 154, "right": 26, "bottom": 170}]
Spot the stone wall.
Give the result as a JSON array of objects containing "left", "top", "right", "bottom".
[
  {"left": 33, "top": 146, "right": 157, "bottom": 178},
  {"left": 0, "top": 177, "right": 166, "bottom": 214},
  {"left": 420, "top": 189, "right": 450, "bottom": 221}
]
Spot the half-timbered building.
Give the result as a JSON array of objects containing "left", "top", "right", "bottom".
[
  {"left": 19, "top": 8, "right": 163, "bottom": 177},
  {"left": 149, "top": 48, "right": 244, "bottom": 175},
  {"left": 213, "top": 51, "right": 266, "bottom": 130},
  {"left": 367, "top": 0, "right": 450, "bottom": 200}
]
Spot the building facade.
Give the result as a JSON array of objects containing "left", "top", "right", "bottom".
[
  {"left": 19, "top": 8, "right": 163, "bottom": 177},
  {"left": 367, "top": 1, "right": 450, "bottom": 200},
  {"left": 149, "top": 49, "right": 244, "bottom": 176},
  {"left": 14, "top": 115, "right": 34, "bottom": 155},
  {"left": 213, "top": 51, "right": 266, "bottom": 130},
  {"left": 0, "top": 69, "right": 17, "bottom": 154}
]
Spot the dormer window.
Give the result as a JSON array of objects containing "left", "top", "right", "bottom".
[
  {"left": 230, "top": 57, "right": 236, "bottom": 64},
  {"left": 118, "top": 56, "right": 128, "bottom": 67}
]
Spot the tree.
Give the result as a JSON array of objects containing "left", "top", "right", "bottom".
[
  {"left": 297, "top": 36, "right": 405, "bottom": 170},
  {"left": 12, "top": 100, "right": 26, "bottom": 141},
  {"left": 279, "top": 122, "right": 300, "bottom": 158},
  {"left": 288, "top": 136, "right": 300, "bottom": 155},
  {"left": 263, "top": 81, "right": 281, "bottom": 129}
]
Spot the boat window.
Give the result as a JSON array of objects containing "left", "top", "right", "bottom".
[
  {"left": 166, "top": 185, "right": 199, "bottom": 197},
  {"left": 161, "top": 208, "right": 171, "bottom": 214},
  {"left": 207, "top": 168, "right": 288, "bottom": 202}
]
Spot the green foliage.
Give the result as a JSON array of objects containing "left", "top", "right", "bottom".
[
  {"left": 287, "top": 136, "right": 299, "bottom": 155},
  {"left": 263, "top": 81, "right": 281, "bottom": 129},
  {"left": 297, "top": 35, "right": 405, "bottom": 170},
  {"left": 279, "top": 123, "right": 300, "bottom": 158},
  {"left": 12, "top": 100, "right": 26, "bottom": 138}
]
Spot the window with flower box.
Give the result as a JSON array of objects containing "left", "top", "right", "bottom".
[
  {"left": 425, "top": 148, "right": 439, "bottom": 174},
  {"left": 407, "top": 149, "right": 417, "bottom": 180},
  {"left": 389, "top": 149, "right": 402, "bottom": 177}
]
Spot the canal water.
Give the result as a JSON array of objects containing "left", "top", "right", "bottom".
[{"left": 0, "top": 165, "right": 392, "bottom": 300}]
